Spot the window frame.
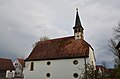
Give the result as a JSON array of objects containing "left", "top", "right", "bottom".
[
  {"left": 73, "top": 60, "right": 78, "bottom": 65},
  {"left": 47, "top": 61, "right": 51, "bottom": 66},
  {"left": 46, "top": 73, "right": 50, "bottom": 78},
  {"left": 73, "top": 73, "right": 79, "bottom": 78},
  {"left": 30, "top": 62, "right": 34, "bottom": 71}
]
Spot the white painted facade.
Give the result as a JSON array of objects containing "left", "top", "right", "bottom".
[
  {"left": 6, "top": 70, "right": 15, "bottom": 78},
  {"left": 24, "top": 47, "right": 95, "bottom": 79},
  {"left": 88, "top": 47, "right": 96, "bottom": 69},
  {"left": 13, "top": 59, "right": 24, "bottom": 78},
  {"left": 75, "top": 32, "right": 83, "bottom": 40}
]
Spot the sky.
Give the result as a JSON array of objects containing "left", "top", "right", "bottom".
[{"left": 0, "top": 0, "right": 120, "bottom": 68}]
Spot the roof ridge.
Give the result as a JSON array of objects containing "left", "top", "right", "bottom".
[
  {"left": 17, "top": 58, "right": 24, "bottom": 60},
  {"left": 38, "top": 36, "right": 74, "bottom": 43},
  {"left": 50, "top": 36, "right": 74, "bottom": 40},
  {"left": 0, "top": 58, "right": 11, "bottom": 60}
]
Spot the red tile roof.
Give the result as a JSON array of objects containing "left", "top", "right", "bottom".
[
  {"left": 0, "top": 58, "right": 15, "bottom": 70},
  {"left": 17, "top": 58, "right": 25, "bottom": 67},
  {"left": 25, "top": 36, "right": 93, "bottom": 61},
  {"left": 96, "top": 65, "right": 107, "bottom": 72}
]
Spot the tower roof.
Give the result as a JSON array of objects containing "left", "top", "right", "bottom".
[{"left": 73, "top": 9, "right": 84, "bottom": 30}]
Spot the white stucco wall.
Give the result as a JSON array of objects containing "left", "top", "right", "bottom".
[
  {"left": 24, "top": 47, "right": 96, "bottom": 79},
  {"left": 88, "top": 47, "right": 96, "bottom": 69},
  {"left": 6, "top": 70, "right": 15, "bottom": 78},
  {"left": 13, "top": 59, "right": 23, "bottom": 77},
  {"left": 24, "top": 58, "right": 88, "bottom": 79},
  {"left": 74, "top": 32, "right": 83, "bottom": 39}
]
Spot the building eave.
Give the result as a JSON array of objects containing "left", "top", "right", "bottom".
[{"left": 25, "top": 56, "right": 89, "bottom": 61}]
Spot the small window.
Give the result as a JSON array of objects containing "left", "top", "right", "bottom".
[
  {"left": 30, "top": 62, "right": 34, "bottom": 71},
  {"left": 15, "top": 72, "right": 17, "bottom": 75},
  {"left": 78, "top": 28, "right": 80, "bottom": 32},
  {"left": 73, "top": 60, "right": 78, "bottom": 65},
  {"left": 18, "top": 72, "right": 20, "bottom": 75},
  {"left": 75, "top": 29, "right": 77, "bottom": 32},
  {"left": 77, "top": 35, "right": 79, "bottom": 37},
  {"left": 92, "top": 61, "right": 93, "bottom": 65},
  {"left": 15, "top": 63, "right": 18, "bottom": 65},
  {"left": 73, "top": 73, "right": 79, "bottom": 78},
  {"left": 47, "top": 61, "right": 51, "bottom": 66},
  {"left": 46, "top": 73, "right": 50, "bottom": 77}
]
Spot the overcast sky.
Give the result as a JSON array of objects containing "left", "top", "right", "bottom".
[{"left": 0, "top": 0, "right": 120, "bottom": 68}]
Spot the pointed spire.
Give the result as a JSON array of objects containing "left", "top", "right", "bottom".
[
  {"left": 73, "top": 8, "right": 84, "bottom": 40},
  {"left": 73, "top": 8, "right": 84, "bottom": 30}
]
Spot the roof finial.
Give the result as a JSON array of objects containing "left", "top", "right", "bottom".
[
  {"left": 73, "top": 8, "right": 84, "bottom": 30},
  {"left": 76, "top": 8, "right": 78, "bottom": 11}
]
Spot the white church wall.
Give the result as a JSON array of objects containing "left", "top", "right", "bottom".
[
  {"left": 24, "top": 58, "right": 86, "bottom": 79},
  {"left": 88, "top": 47, "right": 96, "bottom": 69}
]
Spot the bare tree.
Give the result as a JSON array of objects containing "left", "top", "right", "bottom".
[
  {"left": 108, "top": 21, "right": 120, "bottom": 67},
  {"left": 81, "top": 64, "right": 96, "bottom": 79},
  {"left": 108, "top": 21, "right": 120, "bottom": 79},
  {"left": 108, "top": 39, "right": 119, "bottom": 58},
  {"left": 101, "top": 61, "right": 108, "bottom": 68},
  {"left": 101, "top": 61, "right": 108, "bottom": 79},
  {"left": 113, "top": 21, "right": 120, "bottom": 40},
  {"left": 32, "top": 36, "right": 49, "bottom": 48},
  {"left": 39, "top": 36, "right": 49, "bottom": 41}
]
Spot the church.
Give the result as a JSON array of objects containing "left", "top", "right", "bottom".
[{"left": 24, "top": 9, "right": 96, "bottom": 79}]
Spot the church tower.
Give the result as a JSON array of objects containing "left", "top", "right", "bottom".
[{"left": 73, "top": 9, "right": 84, "bottom": 39}]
